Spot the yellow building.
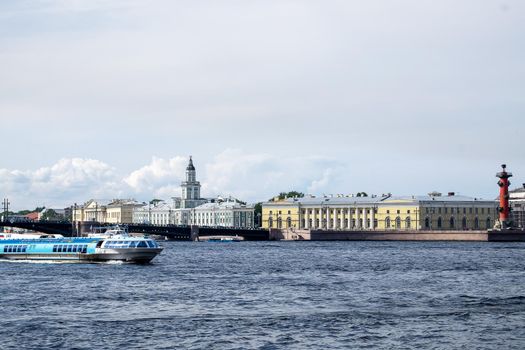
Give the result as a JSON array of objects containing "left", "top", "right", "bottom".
[
  {"left": 262, "top": 193, "right": 498, "bottom": 231},
  {"left": 73, "top": 199, "right": 142, "bottom": 224}
]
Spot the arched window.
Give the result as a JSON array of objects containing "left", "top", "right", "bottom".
[
  {"left": 462, "top": 217, "right": 467, "bottom": 230},
  {"left": 286, "top": 217, "right": 292, "bottom": 228},
  {"left": 395, "top": 216, "right": 401, "bottom": 229},
  {"left": 308, "top": 219, "right": 312, "bottom": 228},
  {"left": 351, "top": 219, "right": 356, "bottom": 228},
  {"left": 486, "top": 217, "right": 491, "bottom": 229},
  {"left": 425, "top": 217, "right": 430, "bottom": 229},
  {"left": 268, "top": 217, "right": 273, "bottom": 228},
  {"left": 437, "top": 217, "right": 442, "bottom": 229},
  {"left": 474, "top": 217, "right": 479, "bottom": 229},
  {"left": 385, "top": 217, "right": 391, "bottom": 229},
  {"left": 450, "top": 217, "right": 455, "bottom": 229},
  {"left": 405, "top": 217, "right": 411, "bottom": 229},
  {"left": 366, "top": 219, "right": 370, "bottom": 229},
  {"left": 374, "top": 219, "right": 378, "bottom": 228},
  {"left": 277, "top": 217, "right": 282, "bottom": 229}
]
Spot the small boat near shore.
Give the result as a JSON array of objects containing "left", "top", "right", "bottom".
[{"left": 0, "top": 226, "right": 163, "bottom": 263}]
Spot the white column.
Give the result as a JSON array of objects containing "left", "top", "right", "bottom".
[
  {"left": 362, "top": 208, "right": 368, "bottom": 230},
  {"left": 312, "top": 209, "right": 317, "bottom": 229},
  {"left": 347, "top": 208, "right": 352, "bottom": 229},
  {"left": 340, "top": 209, "right": 345, "bottom": 230},
  {"left": 333, "top": 209, "right": 338, "bottom": 229},
  {"left": 355, "top": 208, "right": 360, "bottom": 229},
  {"left": 370, "top": 208, "right": 375, "bottom": 230},
  {"left": 305, "top": 208, "right": 310, "bottom": 229}
]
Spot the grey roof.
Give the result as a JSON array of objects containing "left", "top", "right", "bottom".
[{"left": 265, "top": 194, "right": 496, "bottom": 206}]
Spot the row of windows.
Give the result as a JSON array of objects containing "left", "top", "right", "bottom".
[
  {"left": 268, "top": 216, "right": 492, "bottom": 230},
  {"left": 103, "top": 240, "right": 159, "bottom": 249},
  {"left": 270, "top": 207, "right": 493, "bottom": 216},
  {"left": 425, "top": 207, "right": 491, "bottom": 215},
  {"left": 3, "top": 245, "right": 28, "bottom": 253},
  {"left": 53, "top": 244, "right": 88, "bottom": 253},
  {"left": 424, "top": 217, "right": 492, "bottom": 229}
]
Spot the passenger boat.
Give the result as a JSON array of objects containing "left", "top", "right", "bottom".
[{"left": 0, "top": 227, "right": 163, "bottom": 263}]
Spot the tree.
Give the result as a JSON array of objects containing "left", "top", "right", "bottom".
[
  {"left": 149, "top": 199, "right": 164, "bottom": 206},
  {"left": 254, "top": 202, "right": 263, "bottom": 227},
  {"left": 271, "top": 191, "right": 305, "bottom": 201},
  {"left": 40, "top": 209, "right": 60, "bottom": 221}
]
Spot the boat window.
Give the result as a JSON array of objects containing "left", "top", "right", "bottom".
[
  {"left": 146, "top": 240, "right": 155, "bottom": 248},
  {"left": 137, "top": 241, "right": 148, "bottom": 248},
  {"left": 3, "top": 246, "right": 7, "bottom": 253},
  {"left": 53, "top": 245, "right": 57, "bottom": 252},
  {"left": 22, "top": 246, "right": 27, "bottom": 252},
  {"left": 129, "top": 241, "right": 137, "bottom": 248},
  {"left": 67, "top": 245, "right": 72, "bottom": 253},
  {"left": 16, "top": 246, "right": 22, "bottom": 253},
  {"left": 7, "top": 246, "right": 12, "bottom": 253}
]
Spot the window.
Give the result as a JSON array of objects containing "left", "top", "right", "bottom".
[
  {"left": 486, "top": 218, "right": 491, "bottom": 229},
  {"left": 437, "top": 217, "right": 442, "bottom": 229},
  {"left": 450, "top": 217, "right": 455, "bottom": 229},
  {"left": 474, "top": 217, "right": 479, "bottom": 229},
  {"left": 286, "top": 217, "right": 292, "bottom": 228},
  {"left": 137, "top": 241, "right": 147, "bottom": 248},
  {"left": 397, "top": 210, "right": 400, "bottom": 214},
  {"left": 67, "top": 245, "right": 72, "bottom": 253},
  {"left": 425, "top": 217, "right": 430, "bottom": 229},
  {"left": 444, "top": 208, "right": 448, "bottom": 214},
  {"left": 53, "top": 245, "right": 57, "bottom": 252},
  {"left": 406, "top": 217, "right": 411, "bottom": 229},
  {"left": 385, "top": 217, "right": 391, "bottom": 229},
  {"left": 462, "top": 217, "right": 467, "bottom": 230},
  {"left": 395, "top": 217, "right": 401, "bottom": 229},
  {"left": 268, "top": 217, "right": 273, "bottom": 228}
]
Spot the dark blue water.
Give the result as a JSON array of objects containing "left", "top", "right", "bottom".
[{"left": 1, "top": 241, "right": 525, "bottom": 349}]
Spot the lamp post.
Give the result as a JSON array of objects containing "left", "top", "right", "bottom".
[{"left": 2, "top": 198, "right": 10, "bottom": 222}]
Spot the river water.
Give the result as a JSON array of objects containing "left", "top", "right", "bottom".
[{"left": 1, "top": 241, "right": 525, "bottom": 349}]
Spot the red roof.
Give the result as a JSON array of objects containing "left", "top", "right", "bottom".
[{"left": 26, "top": 212, "right": 39, "bottom": 220}]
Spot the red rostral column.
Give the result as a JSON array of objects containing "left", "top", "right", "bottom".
[{"left": 496, "top": 164, "right": 513, "bottom": 229}]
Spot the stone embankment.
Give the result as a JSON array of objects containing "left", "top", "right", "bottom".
[{"left": 270, "top": 229, "right": 525, "bottom": 242}]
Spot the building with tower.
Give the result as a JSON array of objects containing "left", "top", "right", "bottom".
[
  {"left": 180, "top": 156, "right": 207, "bottom": 209},
  {"left": 132, "top": 156, "right": 254, "bottom": 228}
]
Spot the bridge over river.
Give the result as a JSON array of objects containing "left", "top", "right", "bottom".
[{"left": 0, "top": 221, "right": 269, "bottom": 241}]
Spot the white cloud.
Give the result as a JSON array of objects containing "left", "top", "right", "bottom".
[
  {"left": 123, "top": 156, "right": 187, "bottom": 198},
  {"left": 202, "top": 149, "right": 344, "bottom": 202},
  {"left": 0, "top": 158, "right": 121, "bottom": 209},
  {"left": 0, "top": 152, "right": 347, "bottom": 210}
]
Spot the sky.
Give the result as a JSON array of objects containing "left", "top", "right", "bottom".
[{"left": 0, "top": 0, "right": 524, "bottom": 210}]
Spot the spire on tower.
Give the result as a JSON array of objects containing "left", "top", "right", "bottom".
[{"left": 187, "top": 156, "right": 195, "bottom": 171}]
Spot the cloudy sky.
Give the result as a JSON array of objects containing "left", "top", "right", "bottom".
[{"left": 1, "top": 0, "right": 524, "bottom": 210}]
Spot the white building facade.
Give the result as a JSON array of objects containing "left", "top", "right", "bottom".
[
  {"left": 191, "top": 199, "right": 255, "bottom": 228},
  {"left": 131, "top": 157, "right": 255, "bottom": 228}
]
